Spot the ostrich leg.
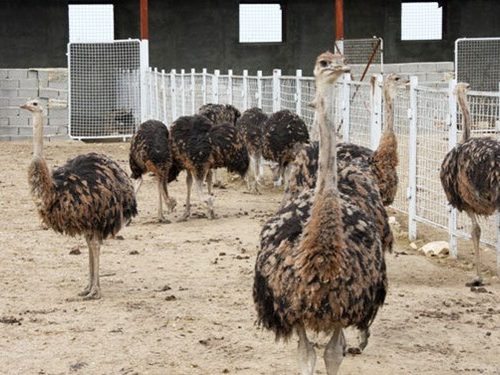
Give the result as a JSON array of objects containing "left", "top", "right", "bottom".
[
  {"left": 466, "top": 213, "right": 484, "bottom": 287},
  {"left": 179, "top": 171, "right": 193, "bottom": 221},
  {"left": 83, "top": 236, "right": 102, "bottom": 300},
  {"left": 194, "top": 176, "right": 215, "bottom": 219},
  {"left": 156, "top": 178, "right": 166, "bottom": 222},
  {"left": 133, "top": 177, "right": 143, "bottom": 195},
  {"left": 78, "top": 234, "right": 94, "bottom": 296},
  {"left": 296, "top": 325, "right": 316, "bottom": 375},
  {"left": 206, "top": 170, "right": 213, "bottom": 196},
  {"left": 160, "top": 175, "right": 176, "bottom": 214},
  {"left": 324, "top": 326, "right": 345, "bottom": 375}
]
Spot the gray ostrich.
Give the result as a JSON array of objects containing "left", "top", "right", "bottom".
[
  {"left": 254, "top": 52, "right": 389, "bottom": 375},
  {"left": 22, "top": 99, "right": 137, "bottom": 300},
  {"left": 440, "top": 82, "right": 500, "bottom": 286}
]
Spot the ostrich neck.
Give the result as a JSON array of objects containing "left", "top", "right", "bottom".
[
  {"left": 315, "top": 83, "right": 338, "bottom": 196},
  {"left": 384, "top": 91, "right": 394, "bottom": 133},
  {"left": 458, "top": 94, "right": 471, "bottom": 143},
  {"left": 32, "top": 111, "right": 44, "bottom": 157}
]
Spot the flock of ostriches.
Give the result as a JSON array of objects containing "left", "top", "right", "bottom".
[{"left": 21, "top": 52, "right": 499, "bottom": 375}]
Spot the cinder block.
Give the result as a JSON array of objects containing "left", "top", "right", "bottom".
[
  {"left": 0, "top": 88, "right": 19, "bottom": 98},
  {"left": 383, "top": 64, "right": 399, "bottom": 74},
  {"left": 0, "top": 126, "right": 19, "bottom": 136},
  {"left": 0, "top": 79, "right": 20, "bottom": 89},
  {"left": 27, "top": 70, "right": 39, "bottom": 79},
  {"left": 435, "top": 62, "right": 454, "bottom": 72},
  {"left": 8, "top": 97, "right": 29, "bottom": 107},
  {"left": 48, "top": 117, "right": 68, "bottom": 126},
  {"left": 48, "top": 81, "right": 68, "bottom": 90},
  {"left": 17, "top": 126, "right": 33, "bottom": 137},
  {"left": 48, "top": 108, "right": 68, "bottom": 119},
  {"left": 39, "top": 88, "right": 59, "bottom": 99},
  {"left": 18, "top": 88, "right": 39, "bottom": 98},
  {"left": 0, "top": 98, "right": 9, "bottom": 107},
  {"left": 0, "top": 117, "right": 8, "bottom": 125},
  {"left": 7, "top": 69, "right": 29, "bottom": 79},
  {"left": 19, "top": 79, "right": 39, "bottom": 89},
  {"left": 424, "top": 72, "right": 448, "bottom": 83},
  {"left": 0, "top": 107, "right": 20, "bottom": 117},
  {"left": 8, "top": 116, "right": 30, "bottom": 127},
  {"left": 57, "top": 91, "right": 68, "bottom": 100},
  {"left": 37, "top": 71, "right": 49, "bottom": 82},
  {"left": 0, "top": 70, "right": 9, "bottom": 79},
  {"left": 417, "top": 63, "right": 439, "bottom": 73},
  {"left": 400, "top": 63, "right": 420, "bottom": 74}
]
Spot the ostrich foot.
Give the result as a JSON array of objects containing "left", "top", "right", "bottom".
[
  {"left": 82, "top": 287, "right": 101, "bottom": 300},
  {"left": 158, "top": 217, "right": 172, "bottom": 224},
  {"left": 208, "top": 209, "right": 216, "bottom": 220},
  {"left": 465, "top": 276, "right": 484, "bottom": 287},
  {"left": 178, "top": 210, "right": 191, "bottom": 222},
  {"left": 77, "top": 285, "right": 91, "bottom": 297},
  {"left": 346, "top": 347, "right": 362, "bottom": 355},
  {"left": 347, "top": 328, "right": 370, "bottom": 355}
]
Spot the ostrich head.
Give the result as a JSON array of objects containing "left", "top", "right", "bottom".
[
  {"left": 383, "top": 73, "right": 409, "bottom": 103},
  {"left": 20, "top": 99, "right": 44, "bottom": 114},
  {"left": 454, "top": 82, "right": 470, "bottom": 96},
  {"left": 313, "top": 52, "right": 350, "bottom": 93}
]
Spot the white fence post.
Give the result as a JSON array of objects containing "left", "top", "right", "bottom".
[
  {"left": 408, "top": 76, "right": 418, "bottom": 241},
  {"left": 227, "top": 69, "right": 233, "bottom": 105},
  {"left": 447, "top": 79, "right": 458, "bottom": 258},
  {"left": 153, "top": 67, "right": 159, "bottom": 120},
  {"left": 147, "top": 67, "right": 153, "bottom": 120},
  {"left": 342, "top": 73, "right": 351, "bottom": 143},
  {"left": 202, "top": 68, "right": 207, "bottom": 105},
  {"left": 370, "top": 74, "right": 383, "bottom": 150},
  {"left": 191, "top": 68, "right": 196, "bottom": 114},
  {"left": 139, "top": 40, "right": 149, "bottom": 124},
  {"left": 295, "top": 69, "right": 302, "bottom": 116},
  {"left": 212, "top": 69, "right": 220, "bottom": 104},
  {"left": 257, "top": 70, "right": 263, "bottom": 109},
  {"left": 161, "top": 69, "right": 167, "bottom": 124},
  {"left": 273, "top": 69, "right": 281, "bottom": 112},
  {"left": 170, "top": 69, "right": 177, "bottom": 121},
  {"left": 243, "top": 69, "right": 249, "bottom": 110},
  {"left": 180, "top": 69, "right": 186, "bottom": 116}
]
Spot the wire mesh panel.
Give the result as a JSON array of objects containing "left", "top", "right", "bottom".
[
  {"left": 455, "top": 38, "right": 500, "bottom": 92},
  {"left": 68, "top": 40, "right": 141, "bottom": 139},
  {"left": 348, "top": 81, "right": 371, "bottom": 148},
  {"left": 280, "top": 77, "right": 297, "bottom": 112},
  {"left": 414, "top": 87, "right": 450, "bottom": 229},
  {"left": 231, "top": 76, "right": 245, "bottom": 110},
  {"left": 300, "top": 78, "right": 316, "bottom": 129},
  {"left": 261, "top": 77, "right": 274, "bottom": 114},
  {"left": 340, "top": 38, "right": 383, "bottom": 74}
]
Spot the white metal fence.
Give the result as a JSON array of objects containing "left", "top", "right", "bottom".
[{"left": 142, "top": 67, "right": 499, "bottom": 269}]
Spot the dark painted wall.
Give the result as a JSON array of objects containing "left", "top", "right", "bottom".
[{"left": 1, "top": 0, "right": 500, "bottom": 69}]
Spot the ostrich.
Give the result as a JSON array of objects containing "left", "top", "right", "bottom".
[
  {"left": 440, "top": 82, "right": 500, "bottom": 286},
  {"left": 198, "top": 103, "right": 241, "bottom": 126},
  {"left": 170, "top": 114, "right": 249, "bottom": 220},
  {"left": 21, "top": 99, "right": 137, "bottom": 300},
  {"left": 254, "top": 52, "right": 388, "bottom": 374},
  {"left": 262, "top": 109, "right": 310, "bottom": 186},
  {"left": 235, "top": 107, "right": 269, "bottom": 192},
  {"left": 129, "top": 120, "right": 182, "bottom": 222},
  {"left": 284, "top": 73, "right": 407, "bottom": 207}
]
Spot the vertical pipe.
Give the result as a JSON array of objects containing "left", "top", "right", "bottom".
[
  {"left": 140, "top": 0, "right": 149, "bottom": 40},
  {"left": 335, "top": 0, "right": 344, "bottom": 41},
  {"left": 408, "top": 76, "right": 419, "bottom": 241},
  {"left": 448, "top": 79, "right": 458, "bottom": 258},
  {"left": 295, "top": 69, "right": 302, "bottom": 117}
]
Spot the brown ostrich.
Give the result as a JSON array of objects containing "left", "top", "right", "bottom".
[
  {"left": 284, "top": 73, "right": 407, "bottom": 207},
  {"left": 254, "top": 52, "right": 389, "bottom": 374},
  {"left": 170, "top": 114, "right": 249, "bottom": 220},
  {"left": 262, "top": 109, "right": 310, "bottom": 186},
  {"left": 21, "top": 99, "right": 137, "bottom": 300},
  {"left": 235, "top": 107, "right": 268, "bottom": 192},
  {"left": 129, "top": 120, "right": 182, "bottom": 222},
  {"left": 198, "top": 103, "right": 241, "bottom": 126},
  {"left": 440, "top": 82, "right": 500, "bottom": 286}
]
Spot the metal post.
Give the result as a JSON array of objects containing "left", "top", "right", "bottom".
[
  {"left": 148, "top": 67, "right": 154, "bottom": 120},
  {"left": 153, "top": 67, "right": 159, "bottom": 120},
  {"left": 191, "top": 68, "right": 196, "bottom": 114},
  {"left": 448, "top": 79, "right": 458, "bottom": 258},
  {"left": 161, "top": 69, "right": 167, "bottom": 124},
  {"left": 257, "top": 70, "right": 263, "bottom": 109},
  {"left": 342, "top": 73, "right": 351, "bottom": 143},
  {"left": 212, "top": 69, "right": 220, "bottom": 104},
  {"left": 295, "top": 69, "right": 302, "bottom": 116},
  {"left": 170, "top": 69, "right": 177, "bottom": 121},
  {"left": 139, "top": 40, "right": 149, "bottom": 123},
  {"left": 180, "top": 69, "right": 186, "bottom": 116},
  {"left": 408, "top": 76, "right": 418, "bottom": 241},
  {"left": 273, "top": 69, "right": 281, "bottom": 112},
  {"left": 243, "top": 69, "right": 249, "bottom": 110},
  {"left": 370, "top": 74, "right": 383, "bottom": 150},
  {"left": 227, "top": 69, "right": 233, "bottom": 105},
  {"left": 202, "top": 68, "right": 207, "bottom": 105}
]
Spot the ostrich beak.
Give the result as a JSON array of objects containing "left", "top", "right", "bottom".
[{"left": 20, "top": 104, "right": 27, "bottom": 109}]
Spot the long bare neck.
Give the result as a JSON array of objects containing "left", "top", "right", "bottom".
[
  {"left": 458, "top": 92, "right": 471, "bottom": 143},
  {"left": 29, "top": 111, "right": 54, "bottom": 205},
  {"left": 383, "top": 88, "right": 394, "bottom": 133},
  {"left": 32, "top": 111, "right": 44, "bottom": 157},
  {"left": 315, "top": 84, "right": 338, "bottom": 196}
]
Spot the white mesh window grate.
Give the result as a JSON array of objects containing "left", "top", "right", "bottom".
[
  {"left": 401, "top": 2, "right": 442, "bottom": 41},
  {"left": 68, "top": 4, "right": 114, "bottom": 43},
  {"left": 239, "top": 3, "right": 283, "bottom": 43},
  {"left": 68, "top": 40, "right": 141, "bottom": 139}
]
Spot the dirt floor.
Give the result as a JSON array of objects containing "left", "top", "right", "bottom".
[{"left": 0, "top": 140, "right": 499, "bottom": 375}]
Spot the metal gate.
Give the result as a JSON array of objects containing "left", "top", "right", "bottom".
[{"left": 68, "top": 39, "right": 145, "bottom": 139}]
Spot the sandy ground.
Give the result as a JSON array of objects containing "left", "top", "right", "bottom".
[{"left": 0, "top": 140, "right": 499, "bottom": 375}]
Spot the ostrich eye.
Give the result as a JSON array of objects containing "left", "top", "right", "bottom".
[
  {"left": 319, "top": 60, "right": 328, "bottom": 68},
  {"left": 33, "top": 102, "right": 38, "bottom": 106}
]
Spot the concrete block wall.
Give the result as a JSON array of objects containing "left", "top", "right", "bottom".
[{"left": 0, "top": 68, "right": 68, "bottom": 141}]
